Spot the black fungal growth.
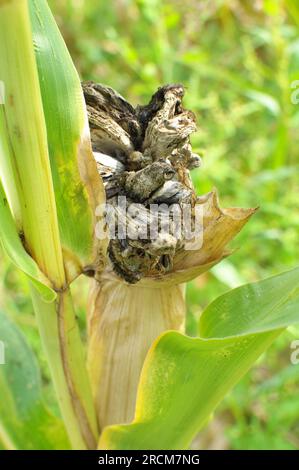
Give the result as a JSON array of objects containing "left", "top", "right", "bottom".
[{"left": 83, "top": 82, "right": 201, "bottom": 283}]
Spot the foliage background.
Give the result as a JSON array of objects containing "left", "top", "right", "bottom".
[{"left": 1, "top": 0, "right": 299, "bottom": 449}]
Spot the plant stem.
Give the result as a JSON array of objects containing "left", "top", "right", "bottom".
[
  {"left": 0, "top": 0, "right": 99, "bottom": 449},
  {"left": 0, "top": 0, "right": 65, "bottom": 288},
  {"left": 30, "top": 286, "right": 98, "bottom": 449}
]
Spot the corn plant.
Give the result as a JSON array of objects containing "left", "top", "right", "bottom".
[{"left": 0, "top": 0, "right": 299, "bottom": 450}]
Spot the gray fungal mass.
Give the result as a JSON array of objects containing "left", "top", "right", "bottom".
[{"left": 83, "top": 81, "right": 201, "bottom": 283}]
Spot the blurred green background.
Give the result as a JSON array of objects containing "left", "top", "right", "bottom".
[{"left": 1, "top": 0, "right": 299, "bottom": 449}]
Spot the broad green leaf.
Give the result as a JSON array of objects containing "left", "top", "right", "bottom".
[
  {"left": 200, "top": 266, "right": 299, "bottom": 338},
  {"left": 0, "top": 311, "right": 70, "bottom": 449},
  {"left": 99, "top": 267, "right": 299, "bottom": 450},
  {"left": 28, "top": 0, "right": 107, "bottom": 282}
]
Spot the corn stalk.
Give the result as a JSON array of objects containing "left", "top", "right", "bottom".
[{"left": 0, "top": 0, "right": 106, "bottom": 449}]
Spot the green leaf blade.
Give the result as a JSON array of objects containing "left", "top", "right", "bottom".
[
  {"left": 0, "top": 311, "right": 70, "bottom": 450},
  {"left": 200, "top": 266, "right": 299, "bottom": 338}
]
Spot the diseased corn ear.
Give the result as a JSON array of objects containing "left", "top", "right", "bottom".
[
  {"left": 84, "top": 82, "right": 255, "bottom": 287},
  {"left": 84, "top": 82, "right": 257, "bottom": 431},
  {"left": 28, "top": 0, "right": 108, "bottom": 283}
]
